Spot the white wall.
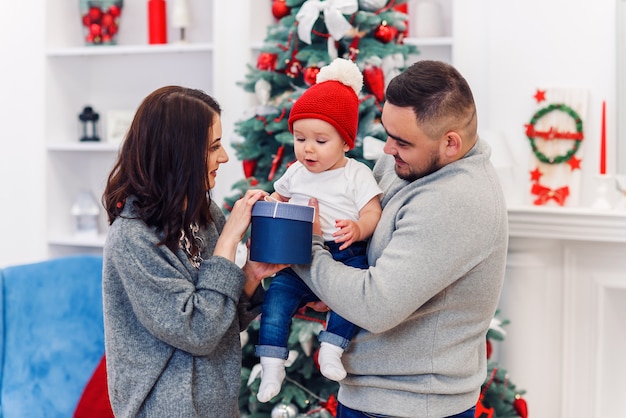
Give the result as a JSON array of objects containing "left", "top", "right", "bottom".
[
  {"left": 0, "top": 1, "right": 47, "bottom": 267},
  {"left": 454, "top": 0, "right": 617, "bottom": 207},
  {"left": 0, "top": 0, "right": 620, "bottom": 267}
]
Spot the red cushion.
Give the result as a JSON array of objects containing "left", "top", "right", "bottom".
[{"left": 73, "top": 354, "right": 114, "bottom": 418}]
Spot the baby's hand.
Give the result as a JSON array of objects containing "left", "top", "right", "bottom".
[{"left": 333, "top": 219, "right": 361, "bottom": 250}]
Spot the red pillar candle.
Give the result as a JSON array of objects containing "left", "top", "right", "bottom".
[
  {"left": 148, "top": 0, "right": 167, "bottom": 44},
  {"left": 600, "top": 100, "right": 607, "bottom": 175}
]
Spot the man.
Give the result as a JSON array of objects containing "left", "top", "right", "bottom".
[{"left": 293, "top": 60, "right": 508, "bottom": 417}]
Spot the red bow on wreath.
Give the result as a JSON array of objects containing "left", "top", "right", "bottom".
[{"left": 531, "top": 183, "right": 570, "bottom": 206}]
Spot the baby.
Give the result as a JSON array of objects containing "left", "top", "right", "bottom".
[{"left": 255, "top": 58, "right": 382, "bottom": 402}]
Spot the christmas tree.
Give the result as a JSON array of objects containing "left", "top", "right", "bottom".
[
  {"left": 223, "top": 0, "right": 416, "bottom": 210},
  {"left": 476, "top": 312, "right": 529, "bottom": 418},
  {"left": 230, "top": 1, "right": 528, "bottom": 416}
]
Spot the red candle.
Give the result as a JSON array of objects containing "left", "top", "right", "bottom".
[
  {"left": 148, "top": 0, "right": 167, "bottom": 44},
  {"left": 600, "top": 100, "right": 607, "bottom": 175}
]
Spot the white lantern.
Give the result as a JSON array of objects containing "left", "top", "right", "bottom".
[{"left": 71, "top": 189, "right": 100, "bottom": 236}]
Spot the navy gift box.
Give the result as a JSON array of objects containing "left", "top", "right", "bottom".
[{"left": 250, "top": 200, "right": 315, "bottom": 264}]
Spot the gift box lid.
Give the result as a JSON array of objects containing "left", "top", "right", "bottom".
[{"left": 251, "top": 200, "right": 314, "bottom": 223}]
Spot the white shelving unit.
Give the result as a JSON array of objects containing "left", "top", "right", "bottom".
[
  {"left": 44, "top": 0, "right": 214, "bottom": 257},
  {"left": 405, "top": 0, "right": 454, "bottom": 64}
]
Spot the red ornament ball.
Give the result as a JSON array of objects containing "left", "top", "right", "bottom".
[
  {"left": 285, "top": 59, "right": 302, "bottom": 78},
  {"left": 90, "top": 23, "right": 103, "bottom": 37},
  {"left": 257, "top": 52, "right": 278, "bottom": 71},
  {"left": 374, "top": 23, "right": 399, "bottom": 43},
  {"left": 303, "top": 66, "right": 320, "bottom": 86},
  {"left": 272, "top": 0, "right": 291, "bottom": 20},
  {"left": 486, "top": 339, "right": 492, "bottom": 359},
  {"left": 108, "top": 4, "right": 122, "bottom": 18},
  {"left": 101, "top": 13, "right": 115, "bottom": 28},
  {"left": 88, "top": 6, "right": 103, "bottom": 22},
  {"left": 107, "top": 22, "right": 119, "bottom": 36}
]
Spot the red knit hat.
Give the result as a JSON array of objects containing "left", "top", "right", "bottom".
[{"left": 288, "top": 58, "right": 362, "bottom": 150}]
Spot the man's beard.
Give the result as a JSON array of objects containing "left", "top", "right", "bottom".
[{"left": 395, "top": 152, "right": 441, "bottom": 182}]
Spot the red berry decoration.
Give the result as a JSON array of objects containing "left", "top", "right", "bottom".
[
  {"left": 374, "top": 22, "right": 398, "bottom": 43},
  {"left": 256, "top": 52, "right": 278, "bottom": 71},
  {"left": 303, "top": 66, "right": 320, "bottom": 86},
  {"left": 272, "top": 0, "right": 291, "bottom": 20}
]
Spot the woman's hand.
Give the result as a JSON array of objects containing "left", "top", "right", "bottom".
[
  {"left": 214, "top": 189, "right": 267, "bottom": 261},
  {"left": 308, "top": 197, "right": 322, "bottom": 236},
  {"left": 225, "top": 189, "right": 267, "bottom": 239}
]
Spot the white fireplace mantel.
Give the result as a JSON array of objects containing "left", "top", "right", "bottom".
[
  {"left": 507, "top": 206, "right": 626, "bottom": 243},
  {"left": 501, "top": 205, "right": 626, "bottom": 418}
]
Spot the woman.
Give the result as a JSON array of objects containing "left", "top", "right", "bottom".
[{"left": 101, "top": 86, "right": 285, "bottom": 417}]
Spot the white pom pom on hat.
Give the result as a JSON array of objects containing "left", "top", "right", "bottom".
[
  {"left": 288, "top": 58, "right": 363, "bottom": 149},
  {"left": 315, "top": 57, "right": 363, "bottom": 95}
]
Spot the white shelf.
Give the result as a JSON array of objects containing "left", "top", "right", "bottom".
[
  {"left": 46, "top": 42, "right": 213, "bottom": 57},
  {"left": 47, "top": 142, "right": 120, "bottom": 152},
  {"left": 403, "top": 36, "right": 453, "bottom": 47}
]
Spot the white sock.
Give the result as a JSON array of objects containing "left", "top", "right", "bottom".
[
  {"left": 257, "top": 357, "right": 286, "bottom": 402},
  {"left": 318, "top": 342, "right": 347, "bottom": 381}
]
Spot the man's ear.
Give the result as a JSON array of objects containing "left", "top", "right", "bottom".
[{"left": 442, "top": 131, "right": 462, "bottom": 160}]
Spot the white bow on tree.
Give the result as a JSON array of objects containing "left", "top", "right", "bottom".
[{"left": 296, "top": 0, "right": 359, "bottom": 44}]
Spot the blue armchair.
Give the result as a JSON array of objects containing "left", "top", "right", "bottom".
[{"left": 0, "top": 255, "right": 105, "bottom": 417}]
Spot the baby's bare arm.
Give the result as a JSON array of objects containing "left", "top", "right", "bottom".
[{"left": 354, "top": 195, "right": 382, "bottom": 240}]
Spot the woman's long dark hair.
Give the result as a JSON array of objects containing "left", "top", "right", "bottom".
[{"left": 102, "top": 86, "right": 221, "bottom": 254}]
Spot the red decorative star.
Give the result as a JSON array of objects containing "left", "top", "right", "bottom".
[
  {"left": 533, "top": 89, "right": 546, "bottom": 103},
  {"left": 567, "top": 156, "right": 582, "bottom": 171},
  {"left": 530, "top": 167, "right": 543, "bottom": 182}
]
